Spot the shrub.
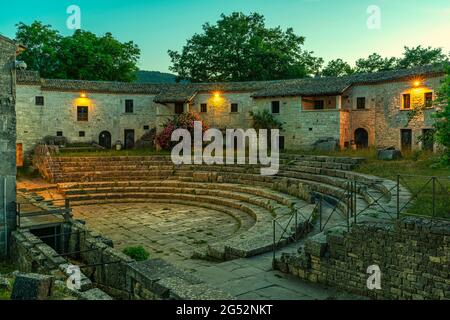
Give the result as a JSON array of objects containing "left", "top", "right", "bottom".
[
  {"left": 155, "top": 111, "right": 209, "bottom": 150},
  {"left": 122, "top": 246, "right": 150, "bottom": 261}
]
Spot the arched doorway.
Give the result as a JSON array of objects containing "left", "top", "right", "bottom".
[
  {"left": 99, "top": 131, "right": 112, "bottom": 149},
  {"left": 354, "top": 128, "right": 369, "bottom": 149}
]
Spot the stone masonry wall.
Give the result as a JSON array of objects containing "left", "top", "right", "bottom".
[
  {"left": 16, "top": 74, "right": 445, "bottom": 154},
  {"left": 16, "top": 85, "right": 158, "bottom": 153},
  {"left": 0, "top": 36, "right": 17, "bottom": 256},
  {"left": 277, "top": 217, "right": 450, "bottom": 300}
]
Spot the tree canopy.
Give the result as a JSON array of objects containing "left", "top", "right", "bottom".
[
  {"left": 16, "top": 21, "right": 140, "bottom": 82},
  {"left": 168, "top": 12, "right": 323, "bottom": 82},
  {"left": 321, "top": 59, "right": 354, "bottom": 77}
]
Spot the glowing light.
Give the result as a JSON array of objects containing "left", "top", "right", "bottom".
[
  {"left": 413, "top": 81, "right": 421, "bottom": 87},
  {"left": 213, "top": 91, "right": 221, "bottom": 98},
  {"left": 80, "top": 92, "right": 87, "bottom": 98}
]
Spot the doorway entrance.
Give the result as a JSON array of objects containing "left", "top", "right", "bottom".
[
  {"left": 354, "top": 128, "right": 369, "bottom": 149},
  {"left": 401, "top": 129, "right": 412, "bottom": 152},
  {"left": 124, "top": 129, "right": 135, "bottom": 150},
  {"left": 99, "top": 131, "right": 112, "bottom": 149}
]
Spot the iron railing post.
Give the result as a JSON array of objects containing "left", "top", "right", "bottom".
[
  {"left": 273, "top": 220, "right": 276, "bottom": 265},
  {"left": 354, "top": 180, "right": 357, "bottom": 225},
  {"left": 397, "top": 175, "right": 400, "bottom": 219},
  {"left": 319, "top": 196, "right": 322, "bottom": 231},
  {"left": 294, "top": 210, "right": 298, "bottom": 241},
  {"left": 432, "top": 177, "right": 436, "bottom": 219},
  {"left": 346, "top": 182, "right": 350, "bottom": 232}
]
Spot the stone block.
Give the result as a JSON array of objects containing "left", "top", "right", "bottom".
[
  {"left": 11, "top": 273, "right": 54, "bottom": 300},
  {"left": 79, "top": 288, "right": 113, "bottom": 300},
  {"left": 377, "top": 149, "right": 402, "bottom": 161}
]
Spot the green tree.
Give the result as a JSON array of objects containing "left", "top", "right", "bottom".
[
  {"left": 168, "top": 12, "right": 322, "bottom": 82},
  {"left": 15, "top": 21, "right": 61, "bottom": 78},
  {"left": 321, "top": 59, "right": 354, "bottom": 77},
  {"left": 397, "top": 46, "right": 449, "bottom": 69},
  {"left": 16, "top": 21, "right": 140, "bottom": 82},
  {"left": 433, "top": 68, "right": 450, "bottom": 164},
  {"left": 55, "top": 30, "right": 140, "bottom": 81},
  {"left": 355, "top": 53, "right": 398, "bottom": 73},
  {"left": 249, "top": 109, "right": 283, "bottom": 131}
]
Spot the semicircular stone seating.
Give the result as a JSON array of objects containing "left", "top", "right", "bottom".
[{"left": 47, "top": 154, "right": 409, "bottom": 261}]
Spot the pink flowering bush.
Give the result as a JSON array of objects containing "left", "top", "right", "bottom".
[{"left": 156, "top": 111, "right": 209, "bottom": 150}]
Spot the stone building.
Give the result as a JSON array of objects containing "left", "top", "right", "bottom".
[
  {"left": 0, "top": 35, "right": 20, "bottom": 256},
  {"left": 15, "top": 64, "right": 445, "bottom": 157}
]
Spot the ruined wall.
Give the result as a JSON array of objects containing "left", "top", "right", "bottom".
[
  {"left": 0, "top": 36, "right": 17, "bottom": 256},
  {"left": 277, "top": 217, "right": 450, "bottom": 300},
  {"left": 16, "top": 84, "right": 158, "bottom": 153}
]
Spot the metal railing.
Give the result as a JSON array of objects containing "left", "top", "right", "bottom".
[
  {"left": 396, "top": 174, "right": 450, "bottom": 220},
  {"left": 272, "top": 202, "right": 319, "bottom": 262},
  {"left": 273, "top": 174, "right": 450, "bottom": 263},
  {"left": 15, "top": 198, "right": 72, "bottom": 229}
]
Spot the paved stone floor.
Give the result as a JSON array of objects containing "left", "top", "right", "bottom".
[
  {"left": 72, "top": 202, "right": 364, "bottom": 300},
  {"left": 72, "top": 203, "right": 249, "bottom": 267}
]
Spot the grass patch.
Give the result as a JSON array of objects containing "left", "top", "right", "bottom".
[{"left": 122, "top": 246, "right": 150, "bottom": 261}]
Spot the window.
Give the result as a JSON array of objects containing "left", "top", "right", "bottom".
[
  {"left": 143, "top": 125, "right": 150, "bottom": 130},
  {"left": 56, "top": 131, "right": 63, "bottom": 137},
  {"left": 356, "top": 97, "right": 366, "bottom": 110},
  {"left": 424, "top": 92, "right": 433, "bottom": 108},
  {"left": 175, "top": 103, "right": 184, "bottom": 115},
  {"left": 231, "top": 103, "right": 239, "bottom": 113},
  {"left": 79, "top": 131, "right": 85, "bottom": 137},
  {"left": 402, "top": 94, "right": 411, "bottom": 109},
  {"left": 35, "top": 96, "right": 44, "bottom": 106},
  {"left": 271, "top": 101, "right": 280, "bottom": 114},
  {"left": 201, "top": 103, "right": 208, "bottom": 113},
  {"left": 77, "top": 106, "right": 88, "bottom": 121},
  {"left": 314, "top": 100, "right": 324, "bottom": 110},
  {"left": 125, "top": 99, "right": 134, "bottom": 113}
]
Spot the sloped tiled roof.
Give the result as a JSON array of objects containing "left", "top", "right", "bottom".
[{"left": 17, "top": 64, "right": 447, "bottom": 101}]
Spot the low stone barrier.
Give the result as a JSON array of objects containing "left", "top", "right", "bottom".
[{"left": 275, "top": 217, "right": 450, "bottom": 300}]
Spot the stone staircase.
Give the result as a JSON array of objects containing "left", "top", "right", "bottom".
[{"left": 36, "top": 154, "right": 406, "bottom": 261}]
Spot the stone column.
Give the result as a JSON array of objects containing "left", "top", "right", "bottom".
[{"left": 0, "top": 36, "right": 17, "bottom": 257}]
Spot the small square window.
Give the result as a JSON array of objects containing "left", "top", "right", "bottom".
[
  {"left": 35, "top": 96, "right": 44, "bottom": 106},
  {"left": 424, "top": 92, "right": 433, "bottom": 108},
  {"left": 56, "top": 131, "right": 63, "bottom": 137},
  {"left": 125, "top": 99, "right": 134, "bottom": 113},
  {"left": 79, "top": 131, "right": 85, "bottom": 137},
  {"left": 356, "top": 97, "right": 366, "bottom": 110},
  {"left": 143, "top": 125, "right": 150, "bottom": 130},
  {"left": 175, "top": 103, "right": 184, "bottom": 115},
  {"left": 403, "top": 94, "right": 411, "bottom": 109},
  {"left": 314, "top": 100, "right": 324, "bottom": 110},
  {"left": 201, "top": 103, "right": 208, "bottom": 113},
  {"left": 271, "top": 101, "right": 280, "bottom": 114},
  {"left": 77, "top": 106, "right": 89, "bottom": 121},
  {"left": 231, "top": 103, "right": 239, "bottom": 113}
]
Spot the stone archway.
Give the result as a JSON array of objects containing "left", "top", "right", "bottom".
[
  {"left": 354, "top": 128, "right": 369, "bottom": 149},
  {"left": 99, "top": 131, "right": 112, "bottom": 149}
]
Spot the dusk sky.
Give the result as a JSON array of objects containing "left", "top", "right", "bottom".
[{"left": 1, "top": 0, "right": 449, "bottom": 73}]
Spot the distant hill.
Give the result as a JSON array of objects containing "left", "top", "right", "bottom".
[{"left": 135, "top": 70, "right": 188, "bottom": 84}]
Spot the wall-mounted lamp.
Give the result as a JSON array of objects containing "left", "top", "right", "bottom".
[
  {"left": 413, "top": 81, "right": 421, "bottom": 87},
  {"left": 213, "top": 91, "right": 221, "bottom": 98},
  {"left": 80, "top": 92, "right": 87, "bottom": 98}
]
